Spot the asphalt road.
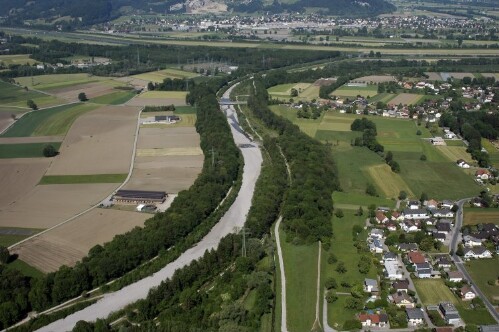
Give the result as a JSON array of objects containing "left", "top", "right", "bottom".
[
  {"left": 37, "top": 87, "right": 263, "bottom": 331},
  {"left": 451, "top": 198, "right": 499, "bottom": 323}
]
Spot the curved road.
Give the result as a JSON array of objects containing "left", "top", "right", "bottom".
[
  {"left": 451, "top": 198, "right": 499, "bottom": 323},
  {"left": 37, "top": 86, "right": 263, "bottom": 331}
]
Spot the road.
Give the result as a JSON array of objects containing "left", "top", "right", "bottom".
[
  {"left": 274, "top": 217, "right": 288, "bottom": 332},
  {"left": 37, "top": 86, "right": 263, "bottom": 331},
  {"left": 450, "top": 198, "right": 499, "bottom": 323}
]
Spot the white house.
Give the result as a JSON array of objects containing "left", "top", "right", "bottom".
[
  {"left": 364, "top": 278, "right": 379, "bottom": 293},
  {"left": 385, "top": 260, "right": 403, "bottom": 280},
  {"left": 403, "top": 208, "right": 428, "bottom": 220},
  {"left": 460, "top": 286, "right": 476, "bottom": 300},
  {"left": 448, "top": 271, "right": 464, "bottom": 283},
  {"left": 457, "top": 159, "right": 470, "bottom": 169},
  {"left": 406, "top": 308, "right": 425, "bottom": 326},
  {"left": 464, "top": 246, "right": 493, "bottom": 259},
  {"left": 463, "top": 235, "right": 484, "bottom": 247},
  {"left": 370, "top": 239, "right": 384, "bottom": 254},
  {"left": 370, "top": 228, "right": 385, "bottom": 239}
]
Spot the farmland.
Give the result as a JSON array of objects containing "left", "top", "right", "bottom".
[
  {"left": 463, "top": 208, "right": 499, "bottom": 226},
  {"left": 15, "top": 73, "right": 110, "bottom": 91},
  {"left": 0, "top": 142, "right": 61, "bottom": 158},
  {"left": 0, "top": 54, "right": 38, "bottom": 66},
  {"left": 465, "top": 259, "right": 499, "bottom": 304},
  {"left": 387, "top": 93, "right": 424, "bottom": 106},
  {"left": 0, "top": 81, "right": 63, "bottom": 108},
  {"left": 267, "top": 83, "right": 319, "bottom": 101},
  {"left": 1, "top": 103, "right": 99, "bottom": 137},
  {"left": 89, "top": 91, "right": 137, "bottom": 105},
  {"left": 128, "top": 91, "right": 188, "bottom": 106},
  {"left": 481, "top": 138, "right": 499, "bottom": 168},
  {"left": 39, "top": 174, "right": 127, "bottom": 185},
  {"left": 331, "top": 84, "right": 378, "bottom": 98}
]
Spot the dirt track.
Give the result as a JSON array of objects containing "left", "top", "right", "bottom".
[
  {"left": 46, "top": 105, "right": 140, "bottom": 175},
  {"left": 0, "top": 158, "right": 51, "bottom": 209},
  {"left": 13, "top": 209, "right": 149, "bottom": 272}
]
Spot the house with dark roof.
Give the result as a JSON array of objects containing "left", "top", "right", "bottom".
[
  {"left": 439, "top": 302, "right": 461, "bottom": 325},
  {"left": 384, "top": 252, "right": 397, "bottom": 262},
  {"left": 392, "top": 279, "right": 410, "bottom": 293},
  {"left": 403, "top": 208, "right": 429, "bottom": 220},
  {"left": 464, "top": 246, "right": 493, "bottom": 259},
  {"left": 364, "top": 278, "right": 379, "bottom": 293},
  {"left": 406, "top": 308, "right": 424, "bottom": 326},
  {"left": 392, "top": 291, "right": 415, "bottom": 308},
  {"left": 448, "top": 271, "right": 464, "bottom": 283},
  {"left": 398, "top": 243, "right": 418, "bottom": 252},
  {"left": 433, "top": 232, "right": 446, "bottom": 242}
]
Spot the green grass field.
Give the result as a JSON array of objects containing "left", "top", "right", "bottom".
[
  {"left": 463, "top": 208, "right": 499, "bottom": 226},
  {"left": 482, "top": 139, "right": 499, "bottom": 168},
  {"left": 174, "top": 105, "right": 197, "bottom": 114},
  {"left": 0, "top": 142, "right": 62, "bottom": 158},
  {"left": 280, "top": 229, "right": 319, "bottom": 332},
  {"left": 0, "top": 54, "right": 38, "bottom": 66},
  {"left": 332, "top": 192, "right": 395, "bottom": 210},
  {"left": 413, "top": 279, "right": 458, "bottom": 305},
  {"left": 1, "top": 103, "right": 98, "bottom": 137},
  {"left": 0, "top": 81, "right": 62, "bottom": 108},
  {"left": 6, "top": 259, "right": 44, "bottom": 278},
  {"left": 326, "top": 209, "right": 377, "bottom": 328},
  {"left": 15, "top": 73, "right": 107, "bottom": 91},
  {"left": 39, "top": 174, "right": 127, "bottom": 185},
  {"left": 457, "top": 302, "right": 497, "bottom": 325},
  {"left": 464, "top": 259, "right": 499, "bottom": 304},
  {"left": 331, "top": 84, "right": 378, "bottom": 98},
  {"left": 90, "top": 91, "right": 136, "bottom": 105},
  {"left": 368, "top": 93, "right": 396, "bottom": 104},
  {"left": 267, "top": 83, "right": 319, "bottom": 101}
]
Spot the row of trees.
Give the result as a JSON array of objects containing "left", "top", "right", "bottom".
[{"left": 247, "top": 78, "right": 340, "bottom": 243}]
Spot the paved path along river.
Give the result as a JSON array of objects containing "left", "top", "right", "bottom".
[{"left": 38, "top": 87, "right": 263, "bottom": 331}]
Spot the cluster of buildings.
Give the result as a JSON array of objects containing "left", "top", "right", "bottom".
[{"left": 461, "top": 86, "right": 495, "bottom": 104}]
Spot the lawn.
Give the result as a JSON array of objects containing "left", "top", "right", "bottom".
[
  {"left": 435, "top": 146, "right": 472, "bottom": 163},
  {"left": 331, "top": 84, "right": 378, "bottom": 98},
  {"left": 413, "top": 279, "right": 458, "bottom": 305},
  {"left": 280, "top": 229, "right": 319, "bottom": 332},
  {"left": 463, "top": 207, "right": 499, "bottom": 226},
  {"left": 90, "top": 91, "right": 136, "bottom": 105},
  {"left": 1, "top": 103, "right": 98, "bottom": 137},
  {"left": 0, "top": 142, "right": 62, "bottom": 158},
  {"left": 482, "top": 138, "right": 499, "bottom": 168},
  {"left": 457, "top": 302, "right": 497, "bottom": 325},
  {"left": 368, "top": 93, "right": 396, "bottom": 104},
  {"left": 174, "top": 105, "right": 197, "bottom": 114},
  {"left": 366, "top": 163, "right": 414, "bottom": 199},
  {"left": 268, "top": 83, "right": 298, "bottom": 95},
  {"left": 318, "top": 113, "right": 354, "bottom": 131},
  {"left": 326, "top": 209, "right": 377, "bottom": 328},
  {"left": 388, "top": 93, "right": 424, "bottom": 106},
  {"left": 332, "top": 192, "right": 395, "bottom": 210},
  {"left": 39, "top": 174, "right": 127, "bottom": 185},
  {"left": 6, "top": 259, "right": 44, "bottom": 278},
  {"left": 0, "top": 81, "right": 62, "bottom": 108},
  {"left": 465, "top": 259, "right": 499, "bottom": 304}
]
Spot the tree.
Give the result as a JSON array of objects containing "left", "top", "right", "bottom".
[
  {"left": 335, "top": 209, "right": 344, "bottom": 218},
  {"left": 42, "top": 144, "right": 58, "bottom": 157},
  {"left": 385, "top": 151, "right": 393, "bottom": 163},
  {"left": 290, "top": 88, "right": 298, "bottom": 97},
  {"left": 343, "top": 319, "right": 362, "bottom": 330},
  {"left": 336, "top": 261, "right": 347, "bottom": 274},
  {"left": 416, "top": 130, "right": 422, "bottom": 135},
  {"left": 328, "top": 253, "right": 338, "bottom": 264},
  {"left": 356, "top": 206, "right": 364, "bottom": 216},
  {"left": 147, "top": 82, "right": 155, "bottom": 91},
  {"left": 27, "top": 99, "right": 37, "bottom": 110},
  {"left": 366, "top": 183, "right": 378, "bottom": 196},
  {"left": 420, "top": 154, "right": 427, "bottom": 161},
  {"left": 390, "top": 160, "right": 400, "bottom": 173},
  {"left": 325, "top": 290, "right": 338, "bottom": 303},
  {"left": 398, "top": 191, "right": 407, "bottom": 200},
  {"left": 0, "top": 246, "right": 9, "bottom": 264},
  {"left": 420, "top": 192, "right": 428, "bottom": 204},
  {"left": 325, "top": 277, "right": 337, "bottom": 289},
  {"left": 78, "top": 92, "right": 88, "bottom": 101}
]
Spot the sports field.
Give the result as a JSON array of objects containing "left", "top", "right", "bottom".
[
  {"left": 0, "top": 142, "right": 62, "bottom": 158},
  {"left": 1, "top": 103, "right": 99, "bottom": 137},
  {"left": 132, "top": 68, "right": 199, "bottom": 83},
  {"left": 413, "top": 279, "right": 458, "bottom": 305},
  {"left": 463, "top": 208, "right": 499, "bottom": 226},
  {"left": 331, "top": 84, "right": 378, "bottom": 98}
]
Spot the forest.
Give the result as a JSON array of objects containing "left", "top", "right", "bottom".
[{"left": 247, "top": 78, "right": 340, "bottom": 243}]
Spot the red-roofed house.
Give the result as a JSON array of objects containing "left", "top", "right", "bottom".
[
  {"left": 358, "top": 314, "right": 387, "bottom": 328},
  {"left": 408, "top": 251, "right": 426, "bottom": 264},
  {"left": 476, "top": 169, "right": 491, "bottom": 180},
  {"left": 376, "top": 211, "right": 389, "bottom": 224}
]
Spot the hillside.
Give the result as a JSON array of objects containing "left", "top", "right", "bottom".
[{"left": 0, "top": 0, "right": 396, "bottom": 27}]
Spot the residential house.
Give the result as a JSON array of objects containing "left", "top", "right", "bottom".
[
  {"left": 464, "top": 246, "right": 492, "bottom": 259},
  {"left": 435, "top": 256, "right": 452, "bottom": 270},
  {"left": 403, "top": 208, "right": 428, "bottom": 220},
  {"left": 448, "top": 271, "right": 464, "bottom": 283},
  {"left": 406, "top": 308, "right": 425, "bottom": 326},
  {"left": 476, "top": 169, "right": 491, "bottom": 180},
  {"left": 457, "top": 159, "right": 470, "bottom": 168},
  {"left": 415, "top": 263, "right": 434, "bottom": 278},
  {"left": 391, "top": 211, "right": 404, "bottom": 221},
  {"left": 384, "top": 252, "right": 397, "bottom": 262},
  {"left": 463, "top": 235, "right": 483, "bottom": 247},
  {"left": 370, "top": 228, "right": 385, "bottom": 239},
  {"left": 439, "top": 302, "right": 461, "bottom": 325},
  {"left": 392, "top": 291, "right": 415, "bottom": 308},
  {"left": 386, "top": 221, "right": 398, "bottom": 231},
  {"left": 385, "top": 260, "right": 404, "bottom": 280},
  {"left": 460, "top": 286, "right": 476, "bottom": 300},
  {"left": 432, "top": 209, "right": 454, "bottom": 218},
  {"left": 358, "top": 314, "right": 388, "bottom": 328},
  {"left": 398, "top": 243, "right": 418, "bottom": 252},
  {"left": 436, "top": 221, "right": 452, "bottom": 234},
  {"left": 402, "top": 220, "right": 422, "bottom": 232},
  {"left": 370, "top": 238, "right": 384, "bottom": 254},
  {"left": 426, "top": 199, "right": 439, "bottom": 209},
  {"left": 392, "top": 279, "right": 410, "bottom": 293},
  {"left": 376, "top": 211, "right": 389, "bottom": 224},
  {"left": 408, "top": 201, "right": 420, "bottom": 209},
  {"left": 433, "top": 232, "right": 446, "bottom": 242},
  {"left": 408, "top": 251, "right": 426, "bottom": 264},
  {"left": 364, "top": 278, "right": 379, "bottom": 293},
  {"left": 479, "top": 325, "right": 499, "bottom": 332},
  {"left": 441, "top": 200, "right": 454, "bottom": 209}
]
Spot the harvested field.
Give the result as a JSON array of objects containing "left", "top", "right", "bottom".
[
  {"left": 436, "top": 146, "right": 473, "bottom": 163},
  {"left": 355, "top": 75, "right": 396, "bottom": 83},
  {"left": 46, "top": 105, "right": 139, "bottom": 175},
  {"left": 387, "top": 93, "right": 423, "bottom": 106},
  {"left": 48, "top": 82, "right": 118, "bottom": 102},
  {"left": 447, "top": 72, "right": 474, "bottom": 80},
  {"left": 125, "top": 155, "right": 203, "bottom": 193},
  {"left": 313, "top": 78, "right": 336, "bottom": 86},
  {"left": 127, "top": 93, "right": 187, "bottom": 107},
  {"left": 13, "top": 209, "right": 149, "bottom": 272},
  {"left": 15, "top": 74, "right": 106, "bottom": 90},
  {"left": 366, "top": 164, "right": 413, "bottom": 199},
  {"left": 113, "top": 77, "right": 149, "bottom": 90},
  {"left": 331, "top": 84, "right": 378, "bottom": 98},
  {"left": 0, "top": 183, "right": 117, "bottom": 228},
  {"left": 463, "top": 208, "right": 499, "bottom": 226},
  {"left": 0, "top": 112, "right": 18, "bottom": 133},
  {"left": 131, "top": 68, "right": 199, "bottom": 83},
  {"left": 125, "top": 125, "right": 203, "bottom": 193},
  {"left": 0, "top": 158, "right": 51, "bottom": 209}
]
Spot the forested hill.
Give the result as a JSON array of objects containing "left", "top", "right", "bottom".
[{"left": 1, "top": 0, "right": 396, "bottom": 27}]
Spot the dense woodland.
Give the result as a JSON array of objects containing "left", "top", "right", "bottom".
[{"left": 247, "top": 79, "right": 340, "bottom": 243}]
